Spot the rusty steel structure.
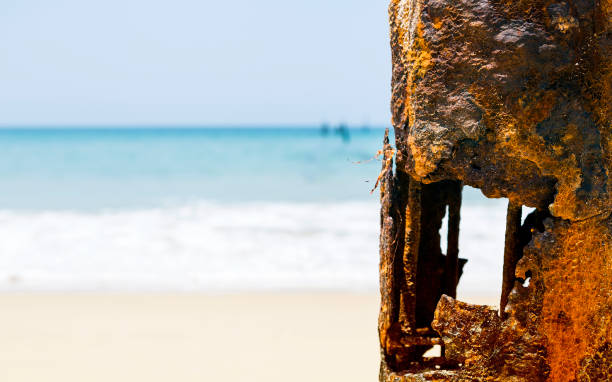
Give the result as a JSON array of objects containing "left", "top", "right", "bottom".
[{"left": 378, "top": 0, "right": 611, "bottom": 381}]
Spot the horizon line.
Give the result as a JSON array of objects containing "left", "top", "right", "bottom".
[{"left": 0, "top": 124, "right": 390, "bottom": 130}]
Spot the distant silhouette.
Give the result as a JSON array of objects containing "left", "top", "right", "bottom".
[
  {"left": 320, "top": 123, "right": 330, "bottom": 136},
  {"left": 335, "top": 124, "right": 350, "bottom": 143}
]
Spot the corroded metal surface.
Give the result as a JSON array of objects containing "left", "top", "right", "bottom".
[
  {"left": 380, "top": 0, "right": 611, "bottom": 380},
  {"left": 389, "top": 0, "right": 611, "bottom": 220}
]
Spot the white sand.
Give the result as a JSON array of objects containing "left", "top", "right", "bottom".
[
  {"left": 0, "top": 293, "right": 498, "bottom": 381},
  {"left": 0, "top": 293, "right": 381, "bottom": 382}
]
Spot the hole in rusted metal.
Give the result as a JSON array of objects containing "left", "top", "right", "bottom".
[
  {"left": 386, "top": 184, "right": 552, "bottom": 373},
  {"left": 523, "top": 275, "right": 531, "bottom": 287},
  {"left": 377, "top": 131, "right": 556, "bottom": 375}
]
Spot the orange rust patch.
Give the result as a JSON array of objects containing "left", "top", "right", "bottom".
[
  {"left": 432, "top": 17, "right": 443, "bottom": 30},
  {"left": 539, "top": 219, "right": 612, "bottom": 382}
]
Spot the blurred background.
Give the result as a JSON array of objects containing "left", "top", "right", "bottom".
[{"left": 0, "top": 1, "right": 507, "bottom": 381}]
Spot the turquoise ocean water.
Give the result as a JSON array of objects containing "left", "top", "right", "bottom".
[
  {"left": 0, "top": 127, "right": 507, "bottom": 296},
  {"left": 0, "top": 127, "right": 383, "bottom": 210}
]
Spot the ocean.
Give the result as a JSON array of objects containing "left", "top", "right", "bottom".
[{"left": 0, "top": 127, "right": 509, "bottom": 297}]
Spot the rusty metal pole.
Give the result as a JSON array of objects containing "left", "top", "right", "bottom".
[
  {"left": 399, "top": 178, "right": 421, "bottom": 335},
  {"left": 500, "top": 201, "right": 522, "bottom": 318},
  {"left": 444, "top": 183, "right": 462, "bottom": 298}
]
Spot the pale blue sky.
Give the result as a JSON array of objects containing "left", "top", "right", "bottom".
[{"left": 0, "top": 0, "right": 391, "bottom": 126}]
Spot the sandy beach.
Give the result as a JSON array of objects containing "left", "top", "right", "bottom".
[{"left": 0, "top": 293, "right": 381, "bottom": 382}]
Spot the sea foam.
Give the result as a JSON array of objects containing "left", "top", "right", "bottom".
[{"left": 0, "top": 200, "right": 507, "bottom": 296}]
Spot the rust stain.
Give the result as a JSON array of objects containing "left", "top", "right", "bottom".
[{"left": 539, "top": 220, "right": 612, "bottom": 382}]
